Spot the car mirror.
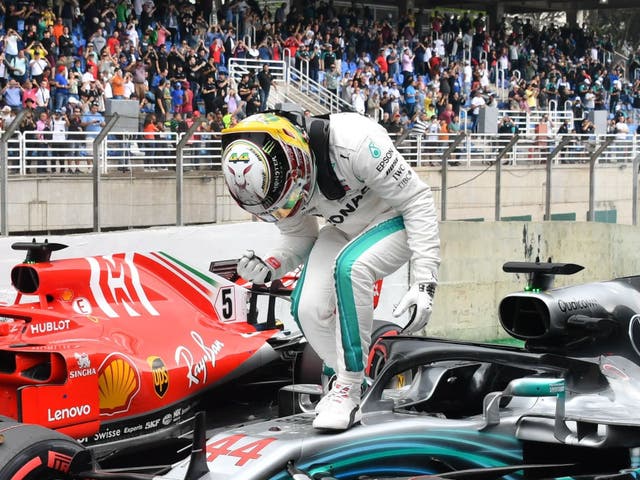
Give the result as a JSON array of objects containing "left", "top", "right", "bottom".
[{"left": 481, "top": 377, "right": 567, "bottom": 434}]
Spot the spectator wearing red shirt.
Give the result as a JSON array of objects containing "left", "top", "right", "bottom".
[
  {"left": 283, "top": 34, "right": 301, "bottom": 60},
  {"left": 107, "top": 31, "right": 121, "bottom": 56},
  {"left": 85, "top": 57, "right": 99, "bottom": 81},
  {"left": 209, "top": 38, "right": 225, "bottom": 66},
  {"left": 438, "top": 103, "right": 455, "bottom": 126},
  {"left": 182, "top": 82, "right": 194, "bottom": 115},
  {"left": 428, "top": 51, "right": 442, "bottom": 77},
  {"left": 375, "top": 49, "right": 388, "bottom": 80}
]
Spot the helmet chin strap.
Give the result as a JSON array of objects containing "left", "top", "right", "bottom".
[{"left": 308, "top": 118, "right": 345, "bottom": 201}]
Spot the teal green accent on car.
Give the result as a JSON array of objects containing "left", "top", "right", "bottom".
[{"left": 270, "top": 429, "right": 523, "bottom": 480}]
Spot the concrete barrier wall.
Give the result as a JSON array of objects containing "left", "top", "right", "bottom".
[
  {"left": 433, "top": 221, "right": 640, "bottom": 340},
  {"left": 0, "top": 221, "right": 637, "bottom": 342},
  {"left": 5, "top": 164, "right": 638, "bottom": 231}
]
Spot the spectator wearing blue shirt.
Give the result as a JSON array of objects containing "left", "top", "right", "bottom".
[
  {"left": 1, "top": 79, "right": 24, "bottom": 110},
  {"left": 54, "top": 65, "right": 70, "bottom": 111},
  {"left": 171, "top": 82, "right": 184, "bottom": 114},
  {"left": 81, "top": 102, "right": 105, "bottom": 137},
  {"left": 404, "top": 76, "right": 417, "bottom": 118}
]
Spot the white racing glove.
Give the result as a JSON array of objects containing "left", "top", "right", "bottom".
[
  {"left": 393, "top": 281, "right": 436, "bottom": 333},
  {"left": 237, "top": 250, "right": 275, "bottom": 284}
]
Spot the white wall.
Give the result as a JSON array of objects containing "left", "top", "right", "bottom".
[
  {"left": 0, "top": 222, "right": 409, "bottom": 329},
  {"left": 3, "top": 220, "right": 639, "bottom": 341}
]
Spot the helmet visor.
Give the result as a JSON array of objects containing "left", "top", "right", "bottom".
[{"left": 255, "top": 177, "right": 307, "bottom": 222}]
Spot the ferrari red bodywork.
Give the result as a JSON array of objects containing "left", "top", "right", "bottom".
[{"left": 0, "top": 241, "right": 299, "bottom": 456}]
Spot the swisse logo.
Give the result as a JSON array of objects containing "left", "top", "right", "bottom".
[
  {"left": 30, "top": 319, "right": 71, "bottom": 335},
  {"left": 557, "top": 297, "right": 599, "bottom": 313},
  {"left": 47, "top": 404, "right": 91, "bottom": 422}
]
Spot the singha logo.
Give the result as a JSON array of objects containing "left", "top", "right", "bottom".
[{"left": 75, "top": 352, "right": 91, "bottom": 369}]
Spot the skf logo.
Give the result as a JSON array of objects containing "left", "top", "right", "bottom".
[
  {"left": 147, "top": 356, "right": 169, "bottom": 398},
  {"left": 228, "top": 151, "right": 250, "bottom": 162}
]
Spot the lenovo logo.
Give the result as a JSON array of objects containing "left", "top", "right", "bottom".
[{"left": 47, "top": 404, "right": 91, "bottom": 421}]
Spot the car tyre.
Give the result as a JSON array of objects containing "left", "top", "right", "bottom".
[
  {"left": 367, "top": 319, "right": 402, "bottom": 380},
  {"left": 0, "top": 421, "right": 88, "bottom": 480}
]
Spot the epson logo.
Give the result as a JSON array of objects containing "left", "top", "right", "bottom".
[
  {"left": 375, "top": 148, "right": 395, "bottom": 172},
  {"left": 47, "top": 404, "right": 91, "bottom": 421},
  {"left": 557, "top": 298, "right": 599, "bottom": 313}
]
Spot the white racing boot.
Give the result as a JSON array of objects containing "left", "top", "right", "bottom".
[
  {"left": 313, "top": 372, "right": 362, "bottom": 431},
  {"left": 314, "top": 372, "right": 337, "bottom": 414}
]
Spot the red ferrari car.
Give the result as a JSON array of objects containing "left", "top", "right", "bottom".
[{"left": 0, "top": 239, "right": 318, "bottom": 463}]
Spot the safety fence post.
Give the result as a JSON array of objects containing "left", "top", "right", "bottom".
[
  {"left": 586, "top": 137, "right": 615, "bottom": 222},
  {"left": 544, "top": 136, "right": 572, "bottom": 221},
  {"left": 494, "top": 134, "right": 520, "bottom": 221},
  {"left": 440, "top": 132, "right": 467, "bottom": 222},
  {"left": 92, "top": 113, "right": 120, "bottom": 232},
  {"left": 0, "top": 110, "right": 27, "bottom": 236},
  {"left": 176, "top": 117, "right": 207, "bottom": 226},
  {"left": 633, "top": 153, "right": 639, "bottom": 227}
]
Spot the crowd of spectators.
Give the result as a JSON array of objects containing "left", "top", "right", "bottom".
[{"left": 1, "top": 0, "right": 640, "bottom": 158}]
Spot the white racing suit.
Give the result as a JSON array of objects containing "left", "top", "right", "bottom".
[{"left": 262, "top": 112, "right": 440, "bottom": 381}]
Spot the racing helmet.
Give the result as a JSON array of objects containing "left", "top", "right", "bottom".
[{"left": 220, "top": 113, "right": 315, "bottom": 222}]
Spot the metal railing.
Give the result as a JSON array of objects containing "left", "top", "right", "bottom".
[
  {"left": 2, "top": 130, "right": 223, "bottom": 174},
  {"left": 497, "top": 109, "right": 574, "bottom": 136},
  {"left": 228, "top": 58, "right": 287, "bottom": 85},
  {"left": 228, "top": 56, "right": 575, "bottom": 138},
  {"left": 2, "top": 131, "right": 638, "bottom": 172}
]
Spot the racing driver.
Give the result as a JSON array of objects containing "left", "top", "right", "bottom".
[{"left": 220, "top": 106, "right": 440, "bottom": 431}]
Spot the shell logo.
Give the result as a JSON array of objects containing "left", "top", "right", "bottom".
[{"left": 98, "top": 353, "right": 140, "bottom": 416}]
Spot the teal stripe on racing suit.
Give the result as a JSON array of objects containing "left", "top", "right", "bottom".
[
  {"left": 290, "top": 257, "right": 310, "bottom": 330},
  {"left": 335, "top": 216, "right": 405, "bottom": 372}
]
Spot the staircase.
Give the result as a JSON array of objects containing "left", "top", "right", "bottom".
[{"left": 228, "top": 58, "right": 352, "bottom": 116}]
